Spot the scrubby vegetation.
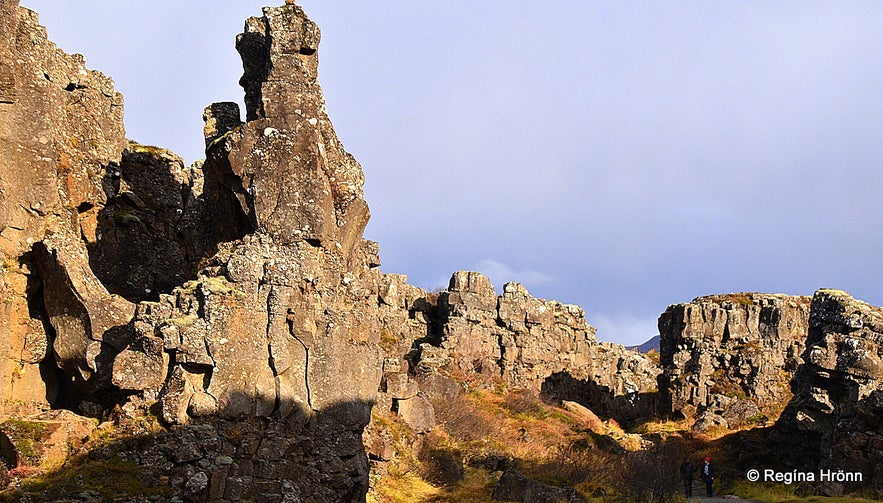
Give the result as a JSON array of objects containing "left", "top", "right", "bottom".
[
  {"left": 369, "top": 386, "right": 665, "bottom": 502},
  {"left": 368, "top": 382, "right": 878, "bottom": 503}
]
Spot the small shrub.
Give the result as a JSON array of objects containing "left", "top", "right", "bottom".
[
  {"left": 379, "top": 329, "right": 398, "bottom": 353},
  {"left": 113, "top": 210, "right": 141, "bottom": 226},
  {"left": 501, "top": 391, "right": 549, "bottom": 420},
  {"left": 614, "top": 442, "right": 684, "bottom": 503},
  {"left": 746, "top": 413, "right": 769, "bottom": 425}
]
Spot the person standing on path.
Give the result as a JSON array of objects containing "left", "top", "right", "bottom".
[
  {"left": 680, "top": 457, "right": 695, "bottom": 497},
  {"left": 701, "top": 456, "right": 715, "bottom": 497}
]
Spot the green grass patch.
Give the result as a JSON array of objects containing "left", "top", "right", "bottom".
[{"left": 1, "top": 419, "right": 47, "bottom": 460}]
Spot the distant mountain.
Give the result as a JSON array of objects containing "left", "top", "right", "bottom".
[{"left": 628, "top": 335, "right": 660, "bottom": 354}]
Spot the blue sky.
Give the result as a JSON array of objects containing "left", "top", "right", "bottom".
[{"left": 21, "top": 1, "right": 883, "bottom": 345}]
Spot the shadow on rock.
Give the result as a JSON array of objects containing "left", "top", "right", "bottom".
[{"left": 0, "top": 393, "right": 374, "bottom": 503}]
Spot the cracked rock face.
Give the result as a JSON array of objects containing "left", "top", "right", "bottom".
[
  {"left": 117, "top": 236, "right": 385, "bottom": 427},
  {"left": 0, "top": 0, "right": 129, "bottom": 412},
  {"left": 773, "top": 289, "right": 883, "bottom": 493},
  {"left": 203, "top": 4, "right": 369, "bottom": 258},
  {"left": 1, "top": 1, "right": 387, "bottom": 499},
  {"left": 379, "top": 271, "right": 662, "bottom": 425},
  {"left": 657, "top": 293, "right": 811, "bottom": 426}
]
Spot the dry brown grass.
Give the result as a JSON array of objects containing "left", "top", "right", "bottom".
[
  {"left": 370, "top": 387, "right": 627, "bottom": 502},
  {"left": 372, "top": 383, "right": 825, "bottom": 502}
]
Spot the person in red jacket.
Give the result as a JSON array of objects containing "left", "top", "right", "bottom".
[{"left": 701, "top": 456, "right": 715, "bottom": 497}]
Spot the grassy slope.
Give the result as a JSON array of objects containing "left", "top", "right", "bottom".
[{"left": 368, "top": 384, "right": 878, "bottom": 503}]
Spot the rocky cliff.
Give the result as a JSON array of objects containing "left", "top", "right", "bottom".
[
  {"left": 0, "top": 0, "right": 129, "bottom": 413},
  {"left": 658, "top": 293, "right": 811, "bottom": 429},
  {"left": 0, "top": 1, "right": 388, "bottom": 499},
  {"left": 4, "top": 1, "right": 881, "bottom": 500},
  {"left": 371, "top": 271, "right": 661, "bottom": 436},
  {"left": 772, "top": 289, "right": 883, "bottom": 494},
  {"left": 0, "top": 2, "right": 663, "bottom": 501}
]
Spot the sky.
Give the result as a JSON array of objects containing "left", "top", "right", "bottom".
[{"left": 20, "top": 1, "right": 883, "bottom": 346}]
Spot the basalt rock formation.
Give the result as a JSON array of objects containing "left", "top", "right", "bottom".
[
  {"left": 0, "top": 0, "right": 129, "bottom": 413},
  {"left": 0, "top": 1, "right": 385, "bottom": 499},
  {"left": 111, "top": 4, "right": 389, "bottom": 500},
  {"left": 772, "top": 289, "right": 883, "bottom": 494},
  {"left": 657, "top": 293, "right": 811, "bottom": 428},
  {"left": 7, "top": 1, "right": 881, "bottom": 501},
  {"left": 371, "top": 271, "right": 661, "bottom": 434},
  {"left": 0, "top": 2, "right": 664, "bottom": 501},
  {"left": 203, "top": 4, "right": 369, "bottom": 257}
]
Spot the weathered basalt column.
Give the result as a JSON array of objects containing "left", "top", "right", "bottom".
[
  {"left": 107, "top": 4, "right": 389, "bottom": 501},
  {"left": 203, "top": 3, "right": 370, "bottom": 259}
]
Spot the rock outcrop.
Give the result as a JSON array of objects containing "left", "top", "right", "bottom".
[
  {"left": 204, "top": 4, "right": 369, "bottom": 259},
  {"left": 17, "top": 1, "right": 871, "bottom": 501},
  {"left": 657, "top": 293, "right": 811, "bottom": 427},
  {"left": 773, "top": 289, "right": 883, "bottom": 494},
  {"left": 109, "top": 4, "right": 391, "bottom": 500},
  {"left": 0, "top": 0, "right": 129, "bottom": 414},
  {"left": 370, "top": 271, "right": 661, "bottom": 434},
  {"left": 0, "top": 1, "right": 390, "bottom": 499},
  {"left": 440, "top": 272, "right": 660, "bottom": 406}
]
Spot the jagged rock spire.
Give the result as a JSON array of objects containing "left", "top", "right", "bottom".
[{"left": 202, "top": 3, "right": 370, "bottom": 260}]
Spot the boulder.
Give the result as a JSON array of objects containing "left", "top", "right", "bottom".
[
  {"left": 492, "top": 469, "right": 586, "bottom": 503},
  {"left": 0, "top": 410, "right": 96, "bottom": 471},
  {"left": 395, "top": 394, "right": 435, "bottom": 433}
]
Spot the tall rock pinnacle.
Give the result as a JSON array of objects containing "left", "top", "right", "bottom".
[{"left": 203, "top": 3, "right": 370, "bottom": 260}]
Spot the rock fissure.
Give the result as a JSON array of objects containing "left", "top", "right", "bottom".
[{"left": 289, "top": 326, "right": 313, "bottom": 409}]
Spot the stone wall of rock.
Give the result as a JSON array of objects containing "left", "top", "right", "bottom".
[
  {"left": 374, "top": 271, "right": 661, "bottom": 428},
  {"left": 0, "top": 2, "right": 393, "bottom": 499},
  {"left": 204, "top": 4, "right": 369, "bottom": 259},
  {"left": 439, "top": 272, "right": 659, "bottom": 396},
  {"left": 657, "top": 293, "right": 811, "bottom": 428},
  {"left": 773, "top": 289, "right": 883, "bottom": 494}
]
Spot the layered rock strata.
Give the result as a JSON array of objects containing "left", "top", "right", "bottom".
[{"left": 657, "top": 293, "right": 811, "bottom": 427}]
